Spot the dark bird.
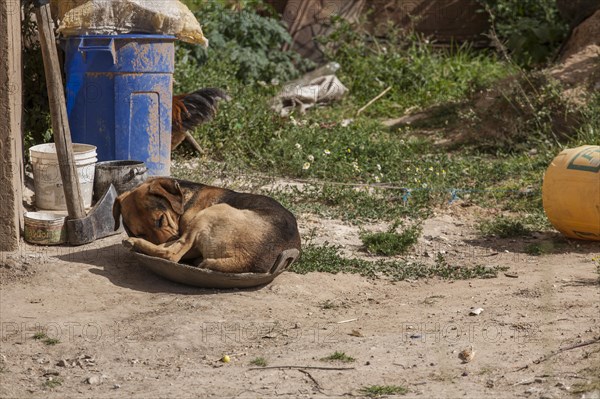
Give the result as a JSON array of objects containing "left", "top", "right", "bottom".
[{"left": 171, "top": 88, "right": 229, "bottom": 150}]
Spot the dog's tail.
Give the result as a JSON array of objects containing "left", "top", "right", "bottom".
[{"left": 171, "top": 88, "right": 230, "bottom": 148}]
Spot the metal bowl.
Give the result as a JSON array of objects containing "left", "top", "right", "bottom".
[{"left": 127, "top": 248, "right": 300, "bottom": 289}]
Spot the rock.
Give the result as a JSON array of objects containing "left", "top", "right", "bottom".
[
  {"left": 56, "top": 359, "right": 69, "bottom": 367},
  {"left": 86, "top": 375, "right": 101, "bottom": 385},
  {"left": 112, "top": 384, "right": 121, "bottom": 389},
  {"left": 524, "top": 387, "right": 540, "bottom": 395},
  {"left": 462, "top": 371, "right": 469, "bottom": 377},
  {"left": 555, "top": 382, "right": 569, "bottom": 391},
  {"left": 469, "top": 308, "right": 484, "bottom": 316}
]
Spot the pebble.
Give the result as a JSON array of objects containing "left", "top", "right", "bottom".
[
  {"left": 86, "top": 375, "right": 101, "bottom": 385},
  {"left": 462, "top": 371, "right": 468, "bottom": 377},
  {"left": 555, "top": 382, "right": 569, "bottom": 391},
  {"left": 469, "top": 308, "right": 484, "bottom": 316},
  {"left": 56, "top": 359, "right": 68, "bottom": 367}
]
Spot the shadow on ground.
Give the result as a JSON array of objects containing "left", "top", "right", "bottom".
[{"left": 56, "top": 241, "right": 268, "bottom": 295}]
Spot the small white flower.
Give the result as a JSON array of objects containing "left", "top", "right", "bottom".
[
  {"left": 302, "top": 162, "right": 311, "bottom": 170},
  {"left": 295, "top": 143, "right": 302, "bottom": 150},
  {"left": 377, "top": 164, "right": 382, "bottom": 171},
  {"left": 374, "top": 175, "right": 381, "bottom": 183},
  {"left": 428, "top": 166, "right": 434, "bottom": 172},
  {"left": 323, "top": 149, "right": 331, "bottom": 155},
  {"left": 308, "top": 154, "right": 315, "bottom": 162},
  {"left": 352, "top": 161, "right": 361, "bottom": 172}
]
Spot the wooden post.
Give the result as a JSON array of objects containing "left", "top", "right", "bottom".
[{"left": 0, "top": 0, "right": 24, "bottom": 251}]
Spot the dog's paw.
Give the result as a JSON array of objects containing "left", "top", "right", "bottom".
[{"left": 122, "top": 238, "right": 136, "bottom": 250}]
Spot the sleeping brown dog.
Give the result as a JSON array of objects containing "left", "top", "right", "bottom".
[{"left": 113, "top": 177, "right": 301, "bottom": 273}]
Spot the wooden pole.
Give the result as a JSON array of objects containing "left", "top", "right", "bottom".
[{"left": 34, "top": 1, "right": 86, "bottom": 219}]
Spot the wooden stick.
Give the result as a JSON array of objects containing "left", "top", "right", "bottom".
[
  {"left": 248, "top": 365, "right": 355, "bottom": 371},
  {"left": 356, "top": 86, "right": 392, "bottom": 116},
  {"left": 184, "top": 132, "right": 205, "bottom": 155},
  {"left": 337, "top": 318, "right": 358, "bottom": 324},
  {"left": 298, "top": 369, "right": 325, "bottom": 394},
  {"left": 35, "top": 2, "right": 85, "bottom": 219},
  {"left": 515, "top": 337, "right": 600, "bottom": 371}
]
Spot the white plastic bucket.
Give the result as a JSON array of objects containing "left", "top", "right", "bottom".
[{"left": 29, "top": 143, "right": 97, "bottom": 210}]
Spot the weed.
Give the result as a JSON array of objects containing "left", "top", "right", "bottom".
[
  {"left": 361, "top": 222, "right": 422, "bottom": 256},
  {"left": 43, "top": 338, "right": 60, "bottom": 346},
  {"left": 32, "top": 332, "right": 47, "bottom": 340},
  {"left": 320, "top": 300, "right": 337, "bottom": 310},
  {"left": 525, "top": 241, "right": 560, "bottom": 256},
  {"left": 321, "top": 351, "right": 355, "bottom": 363},
  {"left": 249, "top": 357, "right": 268, "bottom": 367},
  {"left": 360, "top": 385, "right": 408, "bottom": 397},
  {"left": 291, "top": 244, "right": 506, "bottom": 281},
  {"left": 43, "top": 378, "right": 62, "bottom": 389},
  {"left": 478, "top": 215, "right": 531, "bottom": 238}
]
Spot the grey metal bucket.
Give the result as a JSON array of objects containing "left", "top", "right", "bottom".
[{"left": 93, "top": 160, "right": 148, "bottom": 202}]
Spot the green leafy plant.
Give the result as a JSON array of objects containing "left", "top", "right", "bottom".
[
  {"left": 22, "top": 0, "right": 53, "bottom": 155},
  {"left": 478, "top": 0, "right": 568, "bottom": 67},
  {"left": 180, "top": 1, "right": 312, "bottom": 83},
  {"left": 361, "top": 222, "right": 421, "bottom": 256}
]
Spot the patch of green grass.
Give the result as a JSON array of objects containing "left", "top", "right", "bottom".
[
  {"left": 43, "top": 378, "right": 62, "bottom": 389},
  {"left": 361, "top": 223, "right": 421, "bottom": 256},
  {"left": 323, "top": 20, "right": 514, "bottom": 119},
  {"left": 321, "top": 351, "right": 355, "bottom": 363},
  {"left": 268, "top": 184, "right": 432, "bottom": 224},
  {"left": 478, "top": 215, "right": 532, "bottom": 238},
  {"left": 249, "top": 357, "right": 268, "bottom": 367},
  {"left": 360, "top": 385, "right": 408, "bottom": 397},
  {"left": 43, "top": 338, "right": 60, "bottom": 346},
  {"left": 32, "top": 332, "right": 47, "bottom": 340},
  {"left": 291, "top": 244, "right": 506, "bottom": 280}
]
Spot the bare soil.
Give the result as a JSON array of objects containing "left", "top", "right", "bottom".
[{"left": 1, "top": 205, "right": 599, "bottom": 399}]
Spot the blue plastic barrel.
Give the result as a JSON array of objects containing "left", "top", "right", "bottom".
[{"left": 63, "top": 35, "right": 175, "bottom": 176}]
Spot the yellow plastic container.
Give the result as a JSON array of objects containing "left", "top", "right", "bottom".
[{"left": 542, "top": 145, "right": 600, "bottom": 241}]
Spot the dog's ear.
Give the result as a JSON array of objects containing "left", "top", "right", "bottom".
[
  {"left": 148, "top": 178, "right": 185, "bottom": 215},
  {"left": 113, "top": 192, "right": 125, "bottom": 231}
]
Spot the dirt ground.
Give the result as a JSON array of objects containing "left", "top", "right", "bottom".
[{"left": 1, "top": 204, "right": 599, "bottom": 399}]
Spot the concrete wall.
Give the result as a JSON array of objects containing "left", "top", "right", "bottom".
[{"left": 0, "top": 0, "right": 24, "bottom": 251}]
